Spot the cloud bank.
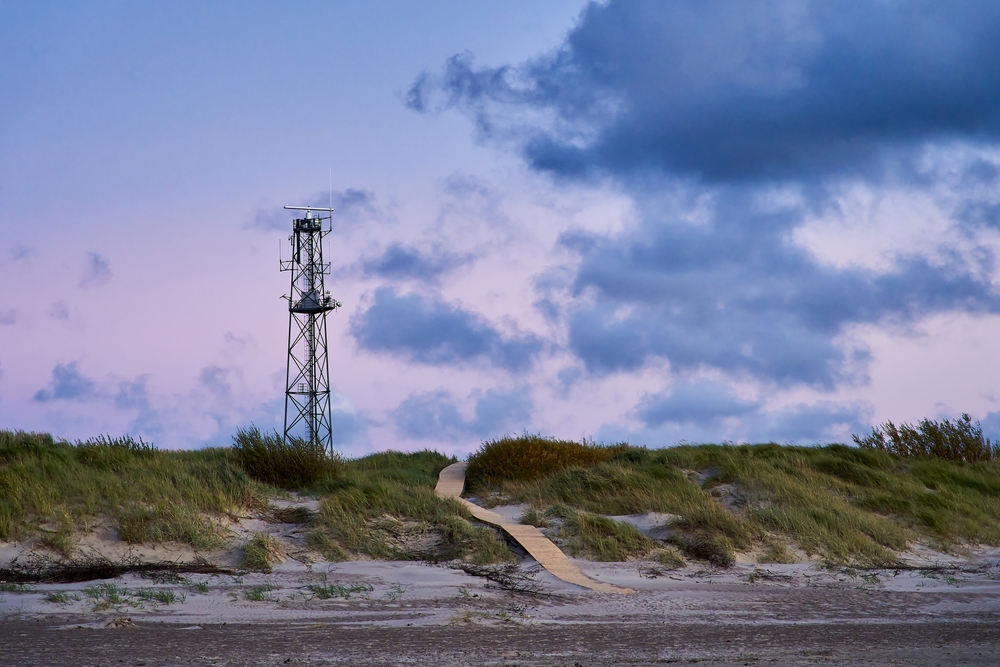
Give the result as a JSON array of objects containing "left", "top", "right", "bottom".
[{"left": 404, "top": 0, "right": 1000, "bottom": 442}]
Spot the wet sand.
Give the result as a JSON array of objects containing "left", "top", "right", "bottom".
[{"left": 2, "top": 618, "right": 998, "bottom": 666}]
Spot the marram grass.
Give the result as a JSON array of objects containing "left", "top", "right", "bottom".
[
  {"left": 4, "top": 428, "right": 1000, "bottom": 568},
  {"left": 0, "top": 430, "right": 268, "bottom": 548},
  {"left": 472, "top": 436, "right": 1000, "bottom": 566}
]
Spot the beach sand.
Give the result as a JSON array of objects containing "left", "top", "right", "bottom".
[
  {"left": 2, "top": 552, "right": 999, "bottom": 666},
  {"left": 3, "top": 498, "right": 999, "bottom": 666}
]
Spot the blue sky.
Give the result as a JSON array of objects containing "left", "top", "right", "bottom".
[{"left": 4, "top": 1, "right": 1000, "bottom": 454}]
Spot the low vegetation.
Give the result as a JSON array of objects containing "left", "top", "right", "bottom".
[
  {"left": 854, "top": 413, "right": 999, "bottom": 462},
  {"left": 0, "top": 430, "right": 510, "bottom": 567},
  {"left": 473, "top": 434, "right": 1000, "bottom": 567},
  {"left": 232, "top": 426, "right": 343, "bottom": 488},
  {"left": 309, "top": 449, "right": 514, "bottom": 564},
  {"left": 3, "top": 420, "right": 1000, "bottom": 571},
  {"left": 466, "top": 434, "right": 628, "bottom": 491},
  {"left": 0, "top": 430, "right": 267, "bottom": 549},
  {"left": 544, "top": 504, "right": 655, "bottom": 561},
  {"left": 240, "top": 532, "right": 284, "bottom": 571}
]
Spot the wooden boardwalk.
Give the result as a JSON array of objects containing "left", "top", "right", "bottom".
[{"left": 435, "top": 462, "right": 631, "bottom": 594}]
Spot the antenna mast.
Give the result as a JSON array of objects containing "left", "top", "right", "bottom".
[{"left": 280, "top": 205, "right": 341, "bottom": 453}]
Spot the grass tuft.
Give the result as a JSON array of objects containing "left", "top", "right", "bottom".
[
  {"left": 240, "top": 532, "right": 283, "bottom": 572},
  {"left": 243, "top": 584, "right": 277, "bottom": 601},
  {"left": 37, "top": 506, "right": 75, "bottom": 556},
  {"left": 76, "top": 435, "right": 157, "bottom": 473},
  {"left": 759, "top": 540, "right": 797, "bottom": 564},
  {"left": 465, "top": 434, "right": 635, "bottom": 491},
  {"left": 518, "top": 507, "right": 548, "bottom": 527},
  {"left": 232, "top": 426, "right": 343, "bottom": 488},
  {"left": 854, "top": 413, "right": 1000, "bottom": 462},
  {"left": 306, "top": 582, "right": 373, "bottom": 599},
  {"left": 116, "top": 504, "right": 226, "bottom": 550},
  {"left": 135, "top": 587, "right": 183, "bottom": 604},
  {"left": 546, "top": 505, "right": 655, "bottom": 561},
  {"left": 647, "top": 546, "right": 686, "bottom": 570}
]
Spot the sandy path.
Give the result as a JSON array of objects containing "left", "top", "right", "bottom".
[{"left": 436, "top": 461, "right": 631, "bottom": 594}]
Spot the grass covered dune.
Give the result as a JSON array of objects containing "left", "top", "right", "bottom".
[{"left": 2, "top": 426, "right": 1000, "bottom": 574}]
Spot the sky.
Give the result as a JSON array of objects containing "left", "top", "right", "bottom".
[{"left": 4, "top": 1, "right": 1000, "bottom": 455}]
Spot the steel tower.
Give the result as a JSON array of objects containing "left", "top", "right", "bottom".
[{"left": 280, "top": 205, "right": 341, "bottom": 453}]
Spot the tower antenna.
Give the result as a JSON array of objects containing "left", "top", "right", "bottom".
[{"left": 279, "top": 204, "right": 340, "bottom": 453}]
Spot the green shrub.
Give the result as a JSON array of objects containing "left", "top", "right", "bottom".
[
  {"left": 232, "top": 426, "right": 342, "bottom": 488},
  {"left": 466, "top": 434, "right": 634, "bottom": 491},
  {"left": 854, "top": 413, "right": 999, "bottom": 462}
]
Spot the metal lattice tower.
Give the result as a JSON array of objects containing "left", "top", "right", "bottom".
[{"left": 280, "top": 205, "right": 341, "bottom": 453}]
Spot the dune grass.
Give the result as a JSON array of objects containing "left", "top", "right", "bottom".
[
  {"left": 232, "top": 426, "right": 343, "bottom": 488},
  {"left": 475, "top": 437, "right": 1000, "bottom": 566},
  {"left": 545, "top": 504, "right": 656, "bottom": 561},
  {"left": 241, "top": 532, "right": 284, "bottom": 571},
  {"left": 6, "top": 427, "right": 1000, "bottom": 569},
  {"left": 309, "top": 450, "right": 513, "bottom": 564},
  {"left": 0, "top": 431, "right": 510, "bottom": 565},
  {"left": 854, "top": 413, "right": 1000, "bottom": 462},
  {"left": 0, "top": 430, "right": 269, "bottom": 550},
  {"left": 465, "top": 434, "right": 629, "bottom": 492}
]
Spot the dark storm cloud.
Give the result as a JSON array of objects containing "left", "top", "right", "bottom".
[
  {"left": 636, "top": 380, "right": 758, "bottom": 427},
  {"left": 33, "top": 362, "right": 98, "bottom": 402},
  {"left": 79, "top": 252, "right": 111, "bottom": 288},
  {"left": 563, "top": 188, "right": 1000, "bottom": 386},
  {"left": 329, "top": 408, "right": 368, "bottom": 447},
  {"left": 361, "top": 243, "right": 473, "bottom": 282},
  {"left": 34, "top": 362, "right": 156, "bottom": 421},
  {"left": 409, "top": 0, "right": 1000, "bottom": 183},
  {"left": 410, "top": 1, "right": 1000, "bottom": 392},
  {"left": 350, "top": 287, "right": 542, "bottom": 371},
  {"left": 392, "top": 388, "right": 532, "bottom": 442},
  {"left": 760, "top": 401, "right": 868, "bottom": 443},
  {"left": 615, "top": 394, "right": 867, "bottom": 444}
]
